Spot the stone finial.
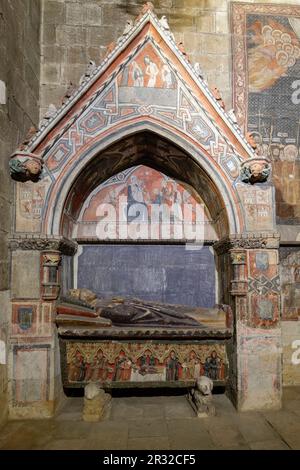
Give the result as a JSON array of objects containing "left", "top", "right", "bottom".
[
  {"left": 211, "top": 86, "right": 225, "bottom": 110},
  {"left": 9, "top": 151, "right": 43, "bottom": 182},
  {"left": 159, "top": 15, "right": 175, "bottom": 41},
  {"left": 135, "top": 2, "right": 154, "bottom": 22},
  {"left": 240, "top": 157, "right": 271, "bottom": 184},
  {"left": 39, "top": 103, "right": 57, "bottom": 128},
  {"left": 177, "top": 42, "right": 189, "bottom": 61},
  {"left": 123, "top": 19, "right": 134, "bottom": 36},
  {"left": 104, "top": 41, "right": 116, "bottom": 59},
  {"left": 117, "top": 20, "right": 134, "bottom": 44},
  {"left": 194, "top": 62, "right": 204, "bottom": 79},
  {"left": 227, "top": 108, "right": 238, "bottom": 124},
  {"left": 79, "top": 60, "right": 97, "bottom": 85},
  {"left": 62, "top": 82, "right": 76, "bottom": 105}
]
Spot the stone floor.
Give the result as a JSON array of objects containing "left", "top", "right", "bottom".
[{"left": 1, "top": 387, "right": 300, "bottom": 450}]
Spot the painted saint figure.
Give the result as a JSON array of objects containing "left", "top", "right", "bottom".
[
  {"left": 113, "top": 352, "right": 132, "bottom": 381},
  {"left": 166, "top": 351, "right": 180, "bottom": 381},
  {"left": 144, "top": 56, "right": 159, "bottom": 87},
  {"left": 182, "top": 351, "right": 201, "bottom": 380},
  {"left": 91, "top": 349, "right": 109, "bottom": 382},
  {"left": 204, "top": 350, "right": 220, "bottom": 381},
  {"left": 131, "top": 61, "right": 144, "bottom": 86},
  {"left": 69, "top": 350, "right": 86, "bottom": 382},
  {"left": 161, "top": 63, "right": 174, "bottom": 88}
]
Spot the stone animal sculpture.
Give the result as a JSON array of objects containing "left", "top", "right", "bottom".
[
  {"left": 188, "top": 376, "right": 215, "bottom": 418},
  {"left": 83, "top": 383, "right": 111, "bottom": 422}
]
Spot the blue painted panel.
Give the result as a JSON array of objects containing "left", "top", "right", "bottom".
[{"left": 77, "top": 245, "right": 216, "bottom": 307}]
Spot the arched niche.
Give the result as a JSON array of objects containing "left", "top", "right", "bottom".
[
  {"left": 57, "top": 130, "right": 236, "bottom": 309},
  {"left": 45, "top": 127, "right": 243, "bottom": 237}
]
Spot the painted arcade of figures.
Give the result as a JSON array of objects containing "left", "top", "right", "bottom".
[{"left": 65, "top": 343, "right": 227, "bottom": 386}]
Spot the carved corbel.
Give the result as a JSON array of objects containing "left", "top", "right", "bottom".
[
  {"left": 9, "top": 151, "right": 43, "bottom": 182},
  {"left": 240, "top": 157, "right": 271, "bottom": 184}
]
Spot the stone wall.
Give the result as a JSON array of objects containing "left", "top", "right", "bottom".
[
  {"left": 40, "top": 0, "right": 233, "bottom": 116},
  {"left": 0, "top": 0, "right": 41, "bottom": 426}
]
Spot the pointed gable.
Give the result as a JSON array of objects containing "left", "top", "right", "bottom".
[{"left": 16, "top": 7, "right": 256, "bottom": 179}]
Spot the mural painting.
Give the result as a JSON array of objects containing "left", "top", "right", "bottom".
[
  {"left": 77, "top": 165, "right": 213, "bottom": 240},
  {"left": 280, "top": 248, "right": 300, "bottom": 320},
  {"left": 62, "top": 341, "right": 227, "bottom": 387},
  {"left": 232, "top": 3, "right": 300, "bottom": 223},
  {"left": 119, "top": 49, "right": 176, "bottom": 89}
]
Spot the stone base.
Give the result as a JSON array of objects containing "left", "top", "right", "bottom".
[
  {"left": 82, "top": 390, "right": 111, "bottom": 422},
  {"left": 8, "top": 400, "right": 56, "bottom": 420},
  {"left": 187, "top": 392, "right": 216, "bottom": 418}
]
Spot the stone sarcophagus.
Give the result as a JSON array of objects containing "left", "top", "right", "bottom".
[
  {"left": 57, "top": 294, "right": 232, "bottom": 389},
  {"left": 60, "top": 339, "right": 229, "bottom": 389}
]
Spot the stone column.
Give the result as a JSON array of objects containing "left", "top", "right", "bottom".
[
  {"left": 8, "top": 236, "right": 77, "bottom": 419},
  {"left": 215, "top": 233, "right": 282, "bottom": 411}
]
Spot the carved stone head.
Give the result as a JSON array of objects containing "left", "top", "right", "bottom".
[
  {"left": 85, "top": 383, "right": 100, "bottom": 400},
  {"left": 24, "top": 158, "right": 42, "bottom": 176},
  {"left": 241, "top": 158, "right": 271, "bottom": 184},
  {"left": 9, "top": 152, "right": 42, "bottom": 182},
  {"left": 196, "top": 376, "right": 213, "bottom": 395}
]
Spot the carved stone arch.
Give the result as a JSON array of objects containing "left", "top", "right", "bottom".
[{"left": 44, "top": 121, "right": 243, "bottom": 237}]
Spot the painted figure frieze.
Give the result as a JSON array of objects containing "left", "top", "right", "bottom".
[{"left": 62, "top": 341, "right": 228, "bottom": 387}]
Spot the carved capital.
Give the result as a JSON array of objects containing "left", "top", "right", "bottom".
[
  {"left": 214, "top": 233, "right": 280, "bottom": 255},
  {"left": 9, "top": 236, "right": 78, "bottom": 256},
  {"left": 240, "top": 157, "right": 271, "bottom": 184},
  {"left": 9, "top": 151, "right": 43, "bottom": 182}
]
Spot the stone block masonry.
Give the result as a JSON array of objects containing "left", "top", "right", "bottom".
[{"left": 0, "top": 0, "right": 41, "bottom": 427}]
